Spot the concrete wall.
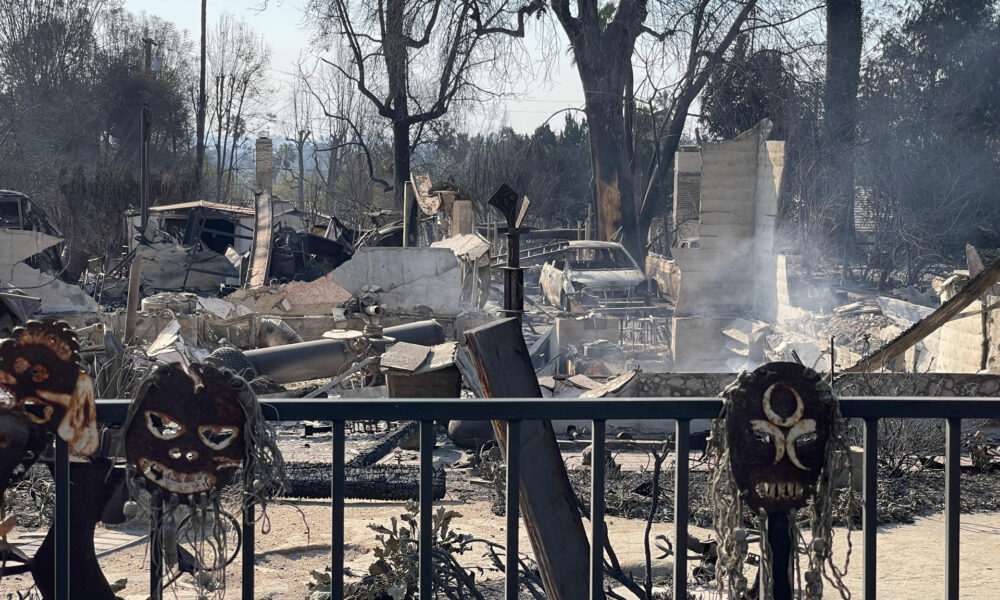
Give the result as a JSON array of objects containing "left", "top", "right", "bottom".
[
  {"left": 752, "top": 140, "right": 785, "bottom": 323},
  {"left": 330, "top": 247, "right": 463, "bottom": 316},
  {"left": 670, "top": 122, "right": 785, "bottom": 371},
  {"left": 988, "top": 295, "right": 1000, "bottom": 373},
  {"left": 623, "top": 371, "right": 1000, "bottom": 398},
  {"left": 670, "top": 316, "right": 733, "bottom": 371},
  {"left": 572, "top": 371, "right": 1000, "bottom": 435},
  {"left": 937, "top": 301, "right": 986, "bottom": 372}
]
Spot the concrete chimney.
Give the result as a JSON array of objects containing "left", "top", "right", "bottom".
[{"left": 255, "top": 135, "right": 273, "bottom": 194}]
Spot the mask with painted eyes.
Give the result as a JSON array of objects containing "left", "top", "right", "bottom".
[
  {"left": 0, "top": 320, "right": 99, "bottom": 456},
  {"left": 124, "top": 362, "right": 248, "bottom": 498},
  {"left": 725, "top": 362, "right": 835, "bottom": 513}
]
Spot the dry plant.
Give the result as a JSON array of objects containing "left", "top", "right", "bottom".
[{"left": 839, "top": 371, "right": 991, "bottom": 477}]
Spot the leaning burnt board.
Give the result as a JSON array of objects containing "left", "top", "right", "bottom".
[
  {"left": 464, "top": 318, "right": 589, "bottom": 600},
  {"left": 247, "top": 190, "right": 273, "bottom": 288}
]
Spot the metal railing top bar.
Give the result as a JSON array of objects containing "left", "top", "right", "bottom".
[{"left": 92, "top": 397, "right": 1000, "bottom": 423}]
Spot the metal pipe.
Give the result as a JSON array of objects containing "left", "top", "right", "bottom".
[
  {"left": 245, "top": 337, "right": 353, "bottom": 385},
  {"left": 244, "top": 320, "right": 445, "bottom": 384}
]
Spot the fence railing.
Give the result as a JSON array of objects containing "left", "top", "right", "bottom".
[{"left": 40, "top": 396, "right": 1000, "bottom": 600}]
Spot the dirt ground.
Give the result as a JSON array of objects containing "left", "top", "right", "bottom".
[{"left": 4, "top": 497, "right": 1000, "bottom": 599}]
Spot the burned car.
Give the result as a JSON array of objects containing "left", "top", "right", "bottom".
[{"left": 539, "top": 241, "right": 649, "bottom": 310}]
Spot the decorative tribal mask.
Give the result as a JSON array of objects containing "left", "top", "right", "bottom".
[
  {"left": 710, "top": 362, "right": 854, "bottom": 600},
  {"left": 121, "top": 362, "right": 285, "bottom": 599},
  {"left": 725, "top": 362, "right": 835, "bottom": 513},
  {"left": 0, "top": 320, "right": 99, "bottom": 456},
  {"left": 125, "top": 362, "right": 247, "bottom": 498}
]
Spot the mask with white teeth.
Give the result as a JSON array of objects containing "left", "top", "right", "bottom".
[
  {"left": 124, "top": 362, "right": 248, "bottom": 498},
  {"left": 724, "top": 362, "right": 835, "bottom": 513}
]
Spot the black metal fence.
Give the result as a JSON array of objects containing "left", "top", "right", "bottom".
[{"left": 41, "top": 396, "right": 1000, "bottom": 599}]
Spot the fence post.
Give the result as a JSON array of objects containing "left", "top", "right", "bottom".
[
  {"left": 945, "top": 417, "right": 961, "bottom": 600},
  {"left": 863, "top": 418, "right": 878, "bottom": 600},
  {"left": 590, "top": 419, "right": 606, "bottom": 600},
  {"left": 331, "top": 420, "right": 346, "bottom": 600},
  {"left": 673, "top": 419, "right": 690, "bottom": 599},
  {"left": 54, "top": 438, "right": 70, "bottom": 599},
  {"left": 505, "top": 420, "right": 521, "bottom": 600},
  {"left": 243, "top": 456, "right": 255, "bottom": 600}
]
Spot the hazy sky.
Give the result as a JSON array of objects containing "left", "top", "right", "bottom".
[{"left": 121, "top": 0, "right": 585, "bottom": 134}]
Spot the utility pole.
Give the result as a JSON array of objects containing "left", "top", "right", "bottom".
[
  {"left": 125, "top": 37, "right": 157, "bottom": 343},
  {"left": 196, "top": 0, "right": 207, "bottom": 184}
]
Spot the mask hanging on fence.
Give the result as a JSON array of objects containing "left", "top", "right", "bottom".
[
  {"left": 0, "top": 319, "right": 100, "bottom": 456},
  {"left": 708, "top": 362, "right": 856, "bottom": 600},
  {"left": 0, "top": 319, "right": 99, "bottom": 582},
  {"left": 122, "top": 361, "right": 285, "bottom": 597}
]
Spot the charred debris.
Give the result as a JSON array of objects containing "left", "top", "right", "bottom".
[
  {"left": 3, "top": 124, "right": 1000, "bottom": 439},
  {"left": 5, "top": 124, "right": 1000, "bottom": 598}
]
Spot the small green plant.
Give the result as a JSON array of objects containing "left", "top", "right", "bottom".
[{"left": 307, "top": 502, "right": 492, "bottom": 600}]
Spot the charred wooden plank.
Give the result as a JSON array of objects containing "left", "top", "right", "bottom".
[{"left": 464, "top": 317, "right": 590, "bottom": 600}]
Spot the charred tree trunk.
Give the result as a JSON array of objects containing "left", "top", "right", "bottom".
[
  {"left": 392, "top": 119, "right": 415, "bottom": 245},
  {"left": 825, "top": 0, "right": 863, "bottom": 283},
  {"left": 573, "top": 25, "right": 643, "bottom": 260},
  {"left": 281, "top": 463, "right": 446, "bottom": 500},
  {"left": 555, "top": 1, "right": 648, "bottom": 261},
  {"left": 383, "top": 0, "right": 416, "bottom": 246},
  {"left": 583, "top": 88, "right": 641, "bottom": 261}
]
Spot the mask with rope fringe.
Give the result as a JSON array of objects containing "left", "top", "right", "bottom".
[
  {"left": 708, "top": 362, "right": 857, "bottom": 600},
  {"left": 119, "top": 361, "right": 285, "bottom": 597}
]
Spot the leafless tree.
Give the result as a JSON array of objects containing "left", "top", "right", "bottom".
[
  {"left": 300, "top": 49, "right": 389, "bottom": 224},
  {"left": 206, "top": 12, "right": 271, "bottom": 202},
  {"left": 305, "top": 0, "right": 544, "bottom": 244},
  {"left": 280, "top": 63, "right": 316, "bottom": 210}
]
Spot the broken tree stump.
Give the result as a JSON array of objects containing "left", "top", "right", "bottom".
[{"left": 464, "top": 318, "right": 590, "bottom": 600}]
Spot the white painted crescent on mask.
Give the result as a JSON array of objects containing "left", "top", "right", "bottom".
[
  {"left": 762, "top": 382, "right": 804, "bottom": 427},
  {"left": 785, "top": 418, "right": 817, "bottom": 471}
]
